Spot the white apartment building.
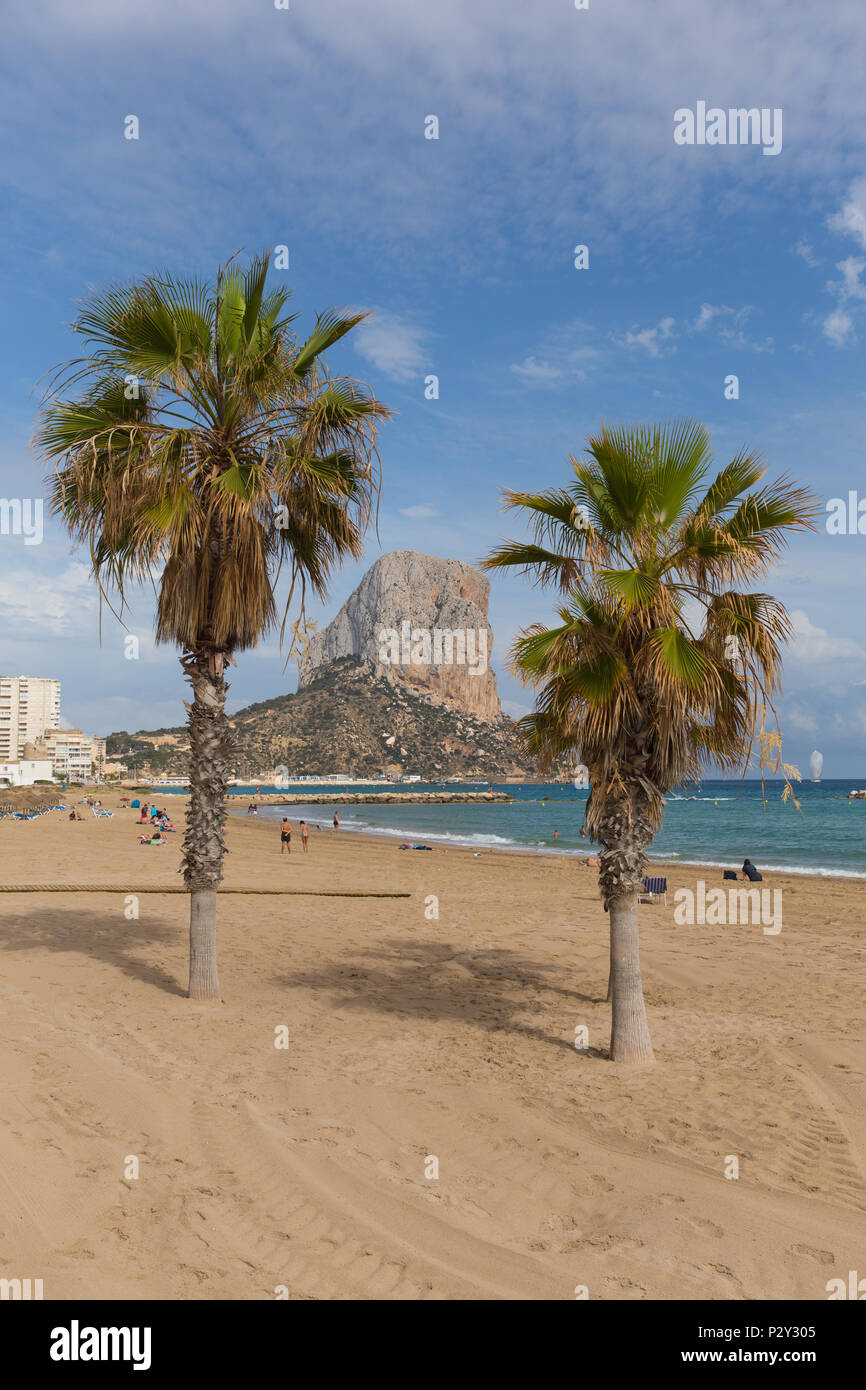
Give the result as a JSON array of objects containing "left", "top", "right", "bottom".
[
  {"left": 42, "top": 729, "right": 105, "bottom": 782},
  {"left": 0, "top": 676, "right": 61, "bottom": 761}
]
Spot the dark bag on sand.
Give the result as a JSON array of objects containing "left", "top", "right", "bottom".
[{"left": 723, "top": 870, "right": 737, "bottom": 880}]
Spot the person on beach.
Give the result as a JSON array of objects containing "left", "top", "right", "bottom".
[
  {"left": 333, "top": 811, "right": 339, "bottom": 831},
  {"left": 280, "top": 818, "right": 292, "bottom": 854},
  {"left": 300, "top": 820, "right": 309, "bottom": 853},
  {"left": 742, "top": 858, "right": 763, "bottom": 882}
]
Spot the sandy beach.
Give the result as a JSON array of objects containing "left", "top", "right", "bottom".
[{"left": 1, "top": 800, "right": 864, "bottom": 1301}]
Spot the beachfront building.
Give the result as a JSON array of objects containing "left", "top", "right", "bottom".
[
  {"left": 0, "top": 756, "right": 55, "bottom": 787},
  {"left": 101, "top": 760, "right": 128, "bottom": 778},
  {"left": 42, "top": 729, "right": 106, "bottom": 781},
  {"left": 0, "top": 675, "right": 61, "bottom": 761}
]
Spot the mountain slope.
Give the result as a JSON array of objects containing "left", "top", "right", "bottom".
[{"left": 107, "top": 657, "right": 530, "bottom": 778}]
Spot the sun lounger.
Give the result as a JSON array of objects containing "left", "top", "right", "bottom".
[{"left": 639, "top": 876, "right": 667, "bottom": 905}]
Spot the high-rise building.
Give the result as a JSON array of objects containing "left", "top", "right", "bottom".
[{"left": 0, "top": 676, "right": 61, "bottom": 760}]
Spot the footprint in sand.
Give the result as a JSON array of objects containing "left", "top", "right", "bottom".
[
  {"left": 789, "top": 1242, "right": 835, "bottom": 1265},
  {"left": 681, "top": 1216, "right": 723, "bottom": 1238}
]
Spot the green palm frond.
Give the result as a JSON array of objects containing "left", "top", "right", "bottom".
[
  {"left": 483, "top": 418, "right": 816, "bottom": 815},
  {"left": 35, "top": 252, "right": 391, "bottom": 655}
]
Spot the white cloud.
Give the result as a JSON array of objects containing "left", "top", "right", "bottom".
[
  {"left": 793, "top": 238, "right": 820, "bottom": 268},
  {"left": 789, "top": 611, "right": 866, "bottom": 664},
  {"left": 693, "top": 303, "right": 737, "bottom": 332},
  {"left": 823, "top": 307, "right": 855, "bottom": 348},
  {"left": 690, "top": 303, "right": 772, "bottom": 352},
  {"left": 821, "top": 184, "right": 866, "bottom": 346},
  {"left": 352, "top": 310, "right": 431, "bottom": 382},
  {"left": 509, "top": 325, "right": 601, "bottom": 387},
  {"left": 827, "top": 256, "right": 866, "bottom": 302},
  {"left": 511, "top": 355, "right": 571, "bottom": 384},
  {"left": 0, "top": 561, "right": 96, "bottom": 638},
  {"left": 398, "top": 504, "right": 441, "bottom": 519},
  {"left": 827, "top": 177, "right": 866, "bottom": 252},
  {"left": 622, "top": 317, "right": 676, "bottom": 357}
]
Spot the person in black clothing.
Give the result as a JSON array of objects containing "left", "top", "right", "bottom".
[{"left": 742, "top": 859, "right": 763, "bottom": 882}]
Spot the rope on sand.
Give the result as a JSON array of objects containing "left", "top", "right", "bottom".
[{"left": 0, "top": 885, "right": 411, "bottom": 897}]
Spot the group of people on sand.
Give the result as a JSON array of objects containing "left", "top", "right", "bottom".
[
  {"left": 137, "top": 803, "right": 173, "bottom": 830},
  {"left": 280, "top": 818, "right": 310, "bottom": 854},
  {"left": 278, "top": 810, "right": 340, "bottom": 854},
  {"left": 132, "top": 803, "right": 174, "bottom": 843}
]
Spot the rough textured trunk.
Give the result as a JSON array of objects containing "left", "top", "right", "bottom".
[
  {"left": 182, "top": 652, "right": 231, "bottom": 1002},
  {"left": 593, "top": 783, "right": 656, "bottom": 1064},
  {"left": 188, "top": 889, "right": 220, "bottom": 1001},
  {"left": 608, "top": 894, "right": 654, "bottom": 1063}
]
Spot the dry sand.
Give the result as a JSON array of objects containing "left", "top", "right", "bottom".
[{"left": 0, "top": 800, "right": 864, "bottom": 1300}]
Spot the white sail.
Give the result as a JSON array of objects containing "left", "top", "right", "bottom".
[{"left": 808, "top": 749, "right": 823, "bottom": 782}]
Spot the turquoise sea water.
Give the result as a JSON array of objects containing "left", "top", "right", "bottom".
[{"left": 194, "top": 778, "right": 866, "bottom": 879}]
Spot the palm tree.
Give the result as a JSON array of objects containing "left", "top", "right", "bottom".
[
  {"left": 36, "top": 253, "right": 389, "bottom": 1001},
  {"left": 483, "top": 421, "right": 816, "bottom": 1064}
]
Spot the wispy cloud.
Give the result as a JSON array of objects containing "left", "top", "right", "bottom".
[
  {"left": 398, "top": 504, "right": 441, "bottom": 519},
  {"left": 510, "top": 321, "right": 601, "bottom": 387},
  {"left": 690, "top": 303, "right": 773, "bottom": 352},
  {"left": 789, "top": 610, "right": 866, "bottom": 665},
  {"left": 352, "top": 310, "right": 432, "bottom": 382},
  {"left": 793, "top": 238, "right": 820, "bottom": 268},
  {"left": 827, "top": 177, "right": 866, "bottom": 252},
  {"left": 621, "top": 317, "right": 676, "bottom": 357},
  {"left": 821, "top": 180, "right": 866, "bottom": 345}
]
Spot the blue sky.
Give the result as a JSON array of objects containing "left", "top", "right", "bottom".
[{"left": 2, "top": 0, "right": 866, "bottom": 775}]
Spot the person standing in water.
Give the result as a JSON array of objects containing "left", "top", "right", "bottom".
[
  {"left": 333, "top": 811, "right": 339, "bottom": 831},
  {"left": 280, "top": 818, "right": 292, "bottom": 854}
]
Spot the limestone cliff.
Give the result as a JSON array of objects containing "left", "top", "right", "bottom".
[{"left": 300, "top": 551, "right": 503, "bottom": 723}]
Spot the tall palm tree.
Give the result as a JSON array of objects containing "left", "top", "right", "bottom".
[
  {"left": 483, "top": 421, "right": 816, "bottom": 1064},
  {"left": 36, "top": 253, "right": 389, "bottom": 1001}
]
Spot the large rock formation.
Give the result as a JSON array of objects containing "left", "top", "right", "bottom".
[{"left": 300, "top": 551, "right": 503, "bottom": 723}]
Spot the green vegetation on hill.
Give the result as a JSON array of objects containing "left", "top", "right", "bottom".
[{"left": 107, "top": 657, "right": 530, "bottom": 779}]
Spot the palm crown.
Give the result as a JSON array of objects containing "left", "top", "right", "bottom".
[
  {"left": 484, "top": 420, "right": 817, "bottom": 842},
  {"left": 37, "top": 252, "right": 390, "bottom": 657}
]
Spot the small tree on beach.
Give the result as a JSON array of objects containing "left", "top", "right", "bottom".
[
  {"left": 483, "top": 420, "right": 816, "bottom": 1063},
  {"left": 36, "top": 253, "right": 389, "bottom": 1001}
]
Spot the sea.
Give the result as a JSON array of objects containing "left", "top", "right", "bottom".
[{"left": 167, "top": 778, "right": 866, "bottom": 879}]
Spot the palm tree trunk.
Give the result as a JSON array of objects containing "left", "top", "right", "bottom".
[
  {"left": 593, "top": 782, "right": 655, "bottom": 1063},
  {"left": 182, "top": 650, "right": 231, "bottom": 1002},
  {"left": 608, "top": 894, "right": 654, "bottom": 1063}
]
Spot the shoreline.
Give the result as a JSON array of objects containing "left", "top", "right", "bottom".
[{"left": 225, "top": 801, "right": 866, "bottom": 884}]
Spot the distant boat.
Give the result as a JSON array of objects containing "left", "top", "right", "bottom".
[{"left": 808, "top": 749, "right": 824, "bottom": 783}]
